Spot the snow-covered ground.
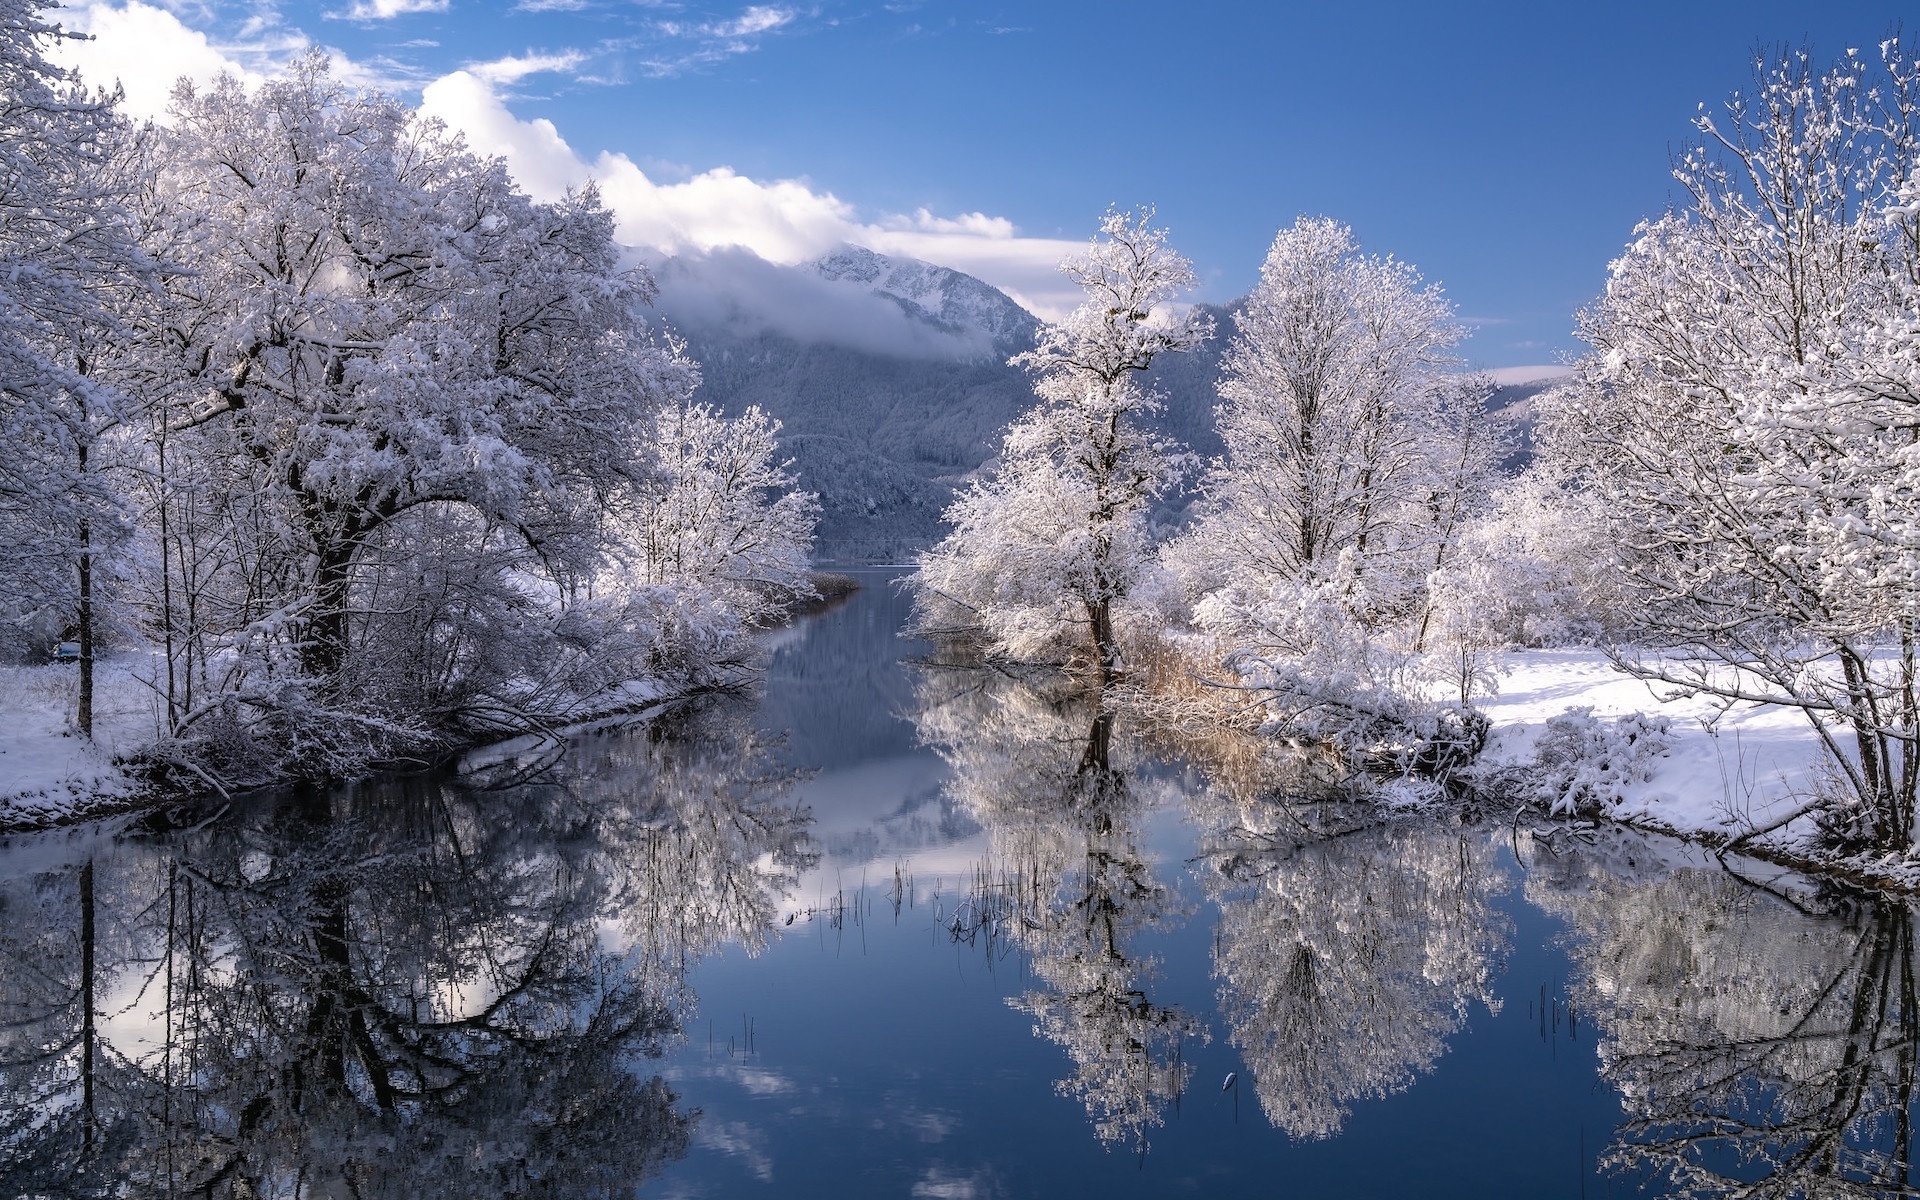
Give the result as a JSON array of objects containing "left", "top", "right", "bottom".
[
  {"left": 0, "top": 652, "right": 726, "bottom": 832},
  {"left": 0, "top": 657, "right": 162, "bottom": 828},
  {"left": 1478, "top": 648, "right": 1830, "bottom": 844},
  {"left": 0, "top": 641, "right": 1878, "bottom": 884}
]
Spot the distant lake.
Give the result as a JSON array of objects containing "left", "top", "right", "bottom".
[{"left": 0, "top": 569, "right": 1910, "bottom": 1198}]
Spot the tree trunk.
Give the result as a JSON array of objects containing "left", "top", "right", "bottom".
[
  {"left": 303, "top": 535, "right": 357, "bottom": 688},
  {"left": 1840, "top": 650, "right": 1904, "bottom": 851},
  {"left": 77, "top": 527, "right": 93, "bottom": 740},
  {"left": 76, "top": 437, "right": 93, "bottom": 740},
  {"left": 1087, "top": 597, "right": 1117, "bottom": 685}
]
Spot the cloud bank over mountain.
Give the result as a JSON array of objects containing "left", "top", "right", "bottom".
[
  {"left": 416, "top": 69, "right": 1085, "bottom": 319},
  {"left": 48, "top": 1, "right": 1089, "bottom": 320},
  {"left": 651, "top": 245, "right": 1038, "bottom": 363}
]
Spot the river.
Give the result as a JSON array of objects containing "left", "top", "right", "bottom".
[{"left": 0, "top": 568, "right": 1912, "bottom": 1197}]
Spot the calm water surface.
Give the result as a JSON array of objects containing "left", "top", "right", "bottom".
[{"left": 1, "top": 568, "right": 1914, "bottom": 1197}]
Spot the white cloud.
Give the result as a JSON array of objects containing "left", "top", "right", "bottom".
[
  {"left": 659, "top": 5, "right": 794, "bottom": 39},
  {"left": 48, "top": 1, "right": 262, "bottom": 122},
  {"left": 707, "top": 5, "right": 794, "bottom": 37},
  {"left": 467, "top": 50, "right": 588, "bottom": 85},
  {"left": 641, "top": 4, "right": 802, "bottom": 75},
  {"left": 237, "top": 10, "right": 280, "bottom": 39},
  {"left": 50, "top": 2, "right": 407, "bottom": 122},
  {"left": 883, "top": 208, "right": 1017, "bottom": 239},
  {"left": 420, "top": 70, "right": 594, "bottom": 192},
  {"left": 651, "top": 247, "right": 1001, "bottom": 360},
  {"left": 419, "top": 70, "right": 1085, "bottom": 317},
  {"left": 1486, "top": 364, "right": 1572, "bottom": 386},
  {"left": 338, "top": 0, "right": 448, "bottom": 18}
]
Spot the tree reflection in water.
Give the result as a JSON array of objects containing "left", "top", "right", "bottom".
[
  {"left": 0, "top": 699, "right": 814, "bottom": 1198},
  {"left": 1192, "top": 781, "right": 1512, "bottom": 1141},
  {"left": 16, "top": 651, "right": 1920, "bottom": 1197},
  {"left": 912, "top": 668, "right": 1205, "bottom": 1154},
  {"left": 1529, "top": 837, "right": 1920, "bottom": 1198}
]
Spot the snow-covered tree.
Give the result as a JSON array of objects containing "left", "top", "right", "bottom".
[
  {"left": 911, "top": 209, "right": 1210, "bottom": 680},
  {"left": 127, "top": 57, "right": 700, "bottom": 772},
  {"left": 1160, "top": 218, "right": 1505, "bottom": 741},
  {"left": 625, "top": 395, "right": 818, "bottom": 627},
  {"left": 1170, "top": 218, "right": 1498, "bottom": 624},
  {"left": 1542, "top": 44, "right": 1920, "bottom": 850},
  {"left": 0, "top": 0, "right": 151, "bottom": 734}
]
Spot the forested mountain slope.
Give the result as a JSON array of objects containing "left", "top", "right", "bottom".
[
  {"left": 656, "top": 250, "right": 1539, "bottom": 560},
  {"left": 655, "top": 250, "right": 1229, "bottom": 559}
]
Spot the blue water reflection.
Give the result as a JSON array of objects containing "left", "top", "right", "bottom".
[
  {"left": 0, "top": 568, "right": 1913, "bottom": 1197},
  {"left": 654, "top": 570, "right": 1918, "bottom": 1197}
]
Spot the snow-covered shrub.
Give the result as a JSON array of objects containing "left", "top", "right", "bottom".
[
  {"left": 1377, "top": 776, "right": 1447, "bottom": 810},
  {"left": 568, "top": 582, "right": 748, "bottom": 690},
  {"left": 345, "top": 507, "right": 546, "bottom": 714},
  {"left": 1526, "top": 707, "right": 1672, "bottom": 816},
  {"left": 0, "top": 602, "right": 66, "bottom": 664},
  {"left": 1197, "top": 559, "right": 1411, "bottom": 735},
  {"left": 154, "top": 677, "right": 444, "bottom": 787},
  {"left": 1190, "top": 561, "right": 1488, "bottom": 777},
  {"left": 1118, "top": 560, "right": 1191, "bottom": 637},
  {"left": 1425, "top": 469, "right": 1628, "bottom": 654}
]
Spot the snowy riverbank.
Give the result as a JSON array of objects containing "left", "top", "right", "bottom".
[
  {"left": 0, "top": 654, "right": 723, "bottom": 832},
  {"left": 1479, "top": 649, "right": 1824, "bottom": 832},
  {"left": 4, "top": 641, "right": 1908, "bottom": 892},
  {"left": 0, "top": 658, "right": 161, "bottom": 828},
  {"left": 1475, "top": 648, "right": 1920, "bottom": 888}
]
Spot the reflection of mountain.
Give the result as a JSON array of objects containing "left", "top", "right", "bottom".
[
  {"left": 1527, "top": 839, "right": 1920, "bottom": 1198},
  {"left": 1195, "top": 804, "right": 1510, "bottom": 1140},
  {"left": 0, "top": 706, "right": 812, "bottom": 1197},
  {"left": 912, "top": 671, "right": 1204, "bottom": 1152},
  {"left": 747, "top": 573, "right": 981, "bottom": 877},
  {"left": 754, "top": 570, "right": 928, "bottom": 768}
]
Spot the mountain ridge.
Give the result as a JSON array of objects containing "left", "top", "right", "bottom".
[{"left": 652, "top": 248, "right": 1547, "bottom": 561}]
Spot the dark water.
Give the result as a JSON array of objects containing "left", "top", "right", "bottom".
[{"left": 2, "top": 568, "right": 1915, "bottom": 1197}]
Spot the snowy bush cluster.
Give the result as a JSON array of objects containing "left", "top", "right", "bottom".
[
  {"left": 0, "top": 7, "right": 816, "bottom": 787},
  {"left": 1523, "top": 708, "right": 1673, "bottom": 818}
]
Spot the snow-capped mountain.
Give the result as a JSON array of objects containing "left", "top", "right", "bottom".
[
  {"left": 648, "top": 247, "right": 1220, "bottom": 561},
  {"left": 650, "top": 244, "right": 1036, "bottom": 364},
  {"left": 808, "top": 245, "right": 1038, "bottom": 356}
]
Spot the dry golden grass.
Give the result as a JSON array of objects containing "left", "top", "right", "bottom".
[{"left": 1111, "top": 628, "right": 1346, "bottom": 805}]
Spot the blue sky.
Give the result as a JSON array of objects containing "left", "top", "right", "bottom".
[{"left": 49, "top": 0, "right": 1915, "bottom": 369}]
